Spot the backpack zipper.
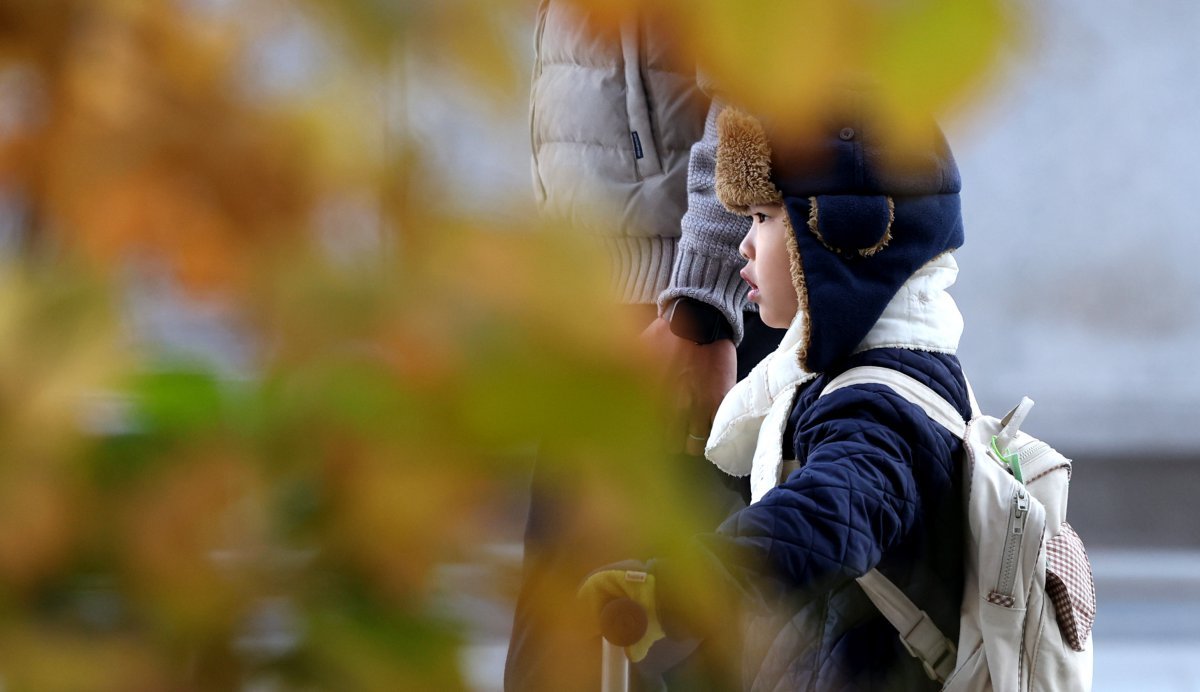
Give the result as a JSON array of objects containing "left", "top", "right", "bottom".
[
  {"left": 993, "top": 438, "right": 1058, "bottom": 483},
  {"left": 996, "top": 487, "right": 1030, "bottom": 598},
  {"left": 1017, "top": 440, "right": 1052, "bottom": 469},
  {"left": 1016, "top": 439, "right": 1072, "bottom": 486}
]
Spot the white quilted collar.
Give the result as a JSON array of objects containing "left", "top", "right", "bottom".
[
  {"left": 703, "top": 310, "right": 813, "bottom": 477},
  {"left": 854, "top": 253, "right": 964, "bottom": 356},
  {"left": 705, "top": 254, "right": 964, "bottom": 477}
]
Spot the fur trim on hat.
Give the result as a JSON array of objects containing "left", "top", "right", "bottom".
[
  {"left": 783, "top": 213, "right": 812, "bottom": 370},
  {"left": 715, "top": 108, "right": 783, "bottom": 215},
  {"left": 806, "top": 196, "right": 895, "bottom": 258},
  {"left": 859, "top": 197, "right": 895, "bottom": 257}
]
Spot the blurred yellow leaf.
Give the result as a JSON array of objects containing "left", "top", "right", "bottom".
[
  {"left": 122, "top": 453, "right": 265, "bottom": 639},
  {"left": 568, "top": 0, "right": 1017, "bottom": 146},
  {"left": 323, "top": 442, "right": 493, "bottom": 601},
  {"left": 419, "top": 0, "right": 525, "bottom": 100},
  {"left": 0, "top": 263, "right": 127, "bottom": 460},
  {"left": 0, "top": 627, "right": 170, "bottom": 692},
  {"left": 684, "top": 0, "right": 851, "bottom": 122},
  {"left": 0, "top": 465, "right": 79, "bottom": 591},
  {"left": 869, "top": 0, "right": 1013, "bottom": 135}
]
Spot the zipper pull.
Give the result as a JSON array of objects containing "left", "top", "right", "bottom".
[{"left": 1012, "top": 490, "right": 1028, "bottom": 534}]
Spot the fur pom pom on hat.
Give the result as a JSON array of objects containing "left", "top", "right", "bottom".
[
  {"left": 715, "top": 103, "right": 964, "bottom": 373},
  {"left": 714, "top": 108, "right": 784, "bottom": 214}
]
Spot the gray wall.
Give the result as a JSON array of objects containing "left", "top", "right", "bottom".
[{"left": 950, "top": 0, "right": 1200, "bottom": 457}]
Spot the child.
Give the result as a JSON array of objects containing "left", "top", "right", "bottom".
[{"left": 580, "top": 100, "right": 972, "bottom": 690}]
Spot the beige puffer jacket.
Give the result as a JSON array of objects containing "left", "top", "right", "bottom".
[{"left": 530, "top": 1, "right": 709, "bottom": 304}]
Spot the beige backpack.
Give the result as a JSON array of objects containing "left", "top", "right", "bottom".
[{"left": 822, "top": 366, "right": 1095, "bottom": 691}]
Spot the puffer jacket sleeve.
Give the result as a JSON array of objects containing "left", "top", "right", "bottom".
[{"left": 657, "top": 378, "right": 962, "bottom": 635}]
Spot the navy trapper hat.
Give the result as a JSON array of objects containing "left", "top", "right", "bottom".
[{"left": 715, "top": 101, "right": 964, "bottom": 373}]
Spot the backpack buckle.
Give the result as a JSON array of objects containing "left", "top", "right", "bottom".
[{"left": 900, "top": 628, "right": 957, "bottom": 682}]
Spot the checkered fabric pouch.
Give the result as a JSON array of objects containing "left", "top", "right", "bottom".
[{"left": 1045, "top": 522, "right": 1096, "bottom": 651}]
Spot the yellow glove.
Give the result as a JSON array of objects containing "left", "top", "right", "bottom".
[{"left": 578, "top": 564, "right": 666, "bottom": 662}]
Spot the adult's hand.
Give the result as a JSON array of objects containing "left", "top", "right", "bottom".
[
  {"left": 577, "top": 562, "right": 665, "bottom": 663},
  {"left": 640, "top": 317, "right": 737, "bottom": 455}
]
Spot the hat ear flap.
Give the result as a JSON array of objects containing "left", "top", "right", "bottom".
[{"left": 809, "top": 194, "right": 894, "bottom": 257}]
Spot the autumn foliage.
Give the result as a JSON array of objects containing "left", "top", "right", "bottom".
[{"left": 0, "top": 0, "right": 1016, "bottom": 688}]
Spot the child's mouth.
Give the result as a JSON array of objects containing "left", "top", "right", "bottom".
[{"left": 740, "top": 270, "right": 759, "bottom": 301}]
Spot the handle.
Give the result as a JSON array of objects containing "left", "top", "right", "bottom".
[
  {"left": 600, "top": 598, "right": 645, "bottom": 692},
  {"left": 599, "top": 597, "right": 647, "bottom": 646},
  {"left": 601, "top": 639, "right": 630, "bottom": 692}
]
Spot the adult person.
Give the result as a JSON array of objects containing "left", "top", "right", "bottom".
[{"left": 505, "top": 2, "right": 783, "bottom": 689}]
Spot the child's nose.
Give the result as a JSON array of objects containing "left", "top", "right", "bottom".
[{"left": 739, "top": 232, "right": 753, "bottom": 260}]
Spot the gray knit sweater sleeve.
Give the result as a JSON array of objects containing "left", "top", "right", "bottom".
[{"left": 658, "top": 101, "right": 752, "bottom": 344}]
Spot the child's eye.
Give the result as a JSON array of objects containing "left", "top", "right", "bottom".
[{"left": 753, "top": 212, "right": 768, "bottom": 224}]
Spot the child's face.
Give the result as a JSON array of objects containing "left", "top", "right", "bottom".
[{"left": 739, "top": 204, "right": 800, "bottom": 329}]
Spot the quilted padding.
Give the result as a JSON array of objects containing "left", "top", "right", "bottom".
[{"left": 683, "top": 348, "right": 971, "bottom": 691}]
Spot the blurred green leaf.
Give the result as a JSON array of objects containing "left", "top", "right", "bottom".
[
  {"left": 126, "top": 368, "right": 227, "bottom": 437},
  {"left": 304, "top": 585, "right": 467, "bottom": 691}
]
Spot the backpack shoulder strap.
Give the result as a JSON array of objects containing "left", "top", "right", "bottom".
[
  {"left": 821, "top": 365, "right": 969, "bottom": 439},
  {"left": 819, "top": 365, "right": 965, "bottom": 683},
  {"left": 856, "top": 570, "right": 958, "bottom": 682}
]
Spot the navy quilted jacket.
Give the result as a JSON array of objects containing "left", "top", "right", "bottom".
[{"left": 660, "top": 347, "right": 970, "bottom": 691}]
